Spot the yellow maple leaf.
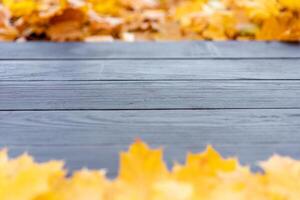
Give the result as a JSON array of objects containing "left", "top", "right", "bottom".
[
  {"left": 232, "top": 0, "right": 280, "bottom": 22},
  {"left": 208, "top": 168, "right": 269, "bottom": 200},
  {"left": 118, "top": 140, "right": 168, "bottom": 183},
  {"left": 173, "top": 145, "right": 239, "bottom": 177},
  {"left": 36, "top": 170, "right": 111, "bottom": 200},
  {"left": 1, "top": 141, "right": 300, "bottom": 199},
  {"left": 2, "top": 0, "right": 36, "bottom": 16},
  {"left": 279, "top": 0, "right": 300, "bottom": 10},
  {"left": 260, "top": 155, "right": 300, "bottom": 200},
  {"left": 152, "top": 180, "right": 193, "bottom": 200},
  {"left": 0, "top": 150, "right": 65, "bottom": 200},
  {"left": 172, "top": 145, "right": 240, "bottom": 199},
  {"left": 113, "top": 140, "right": 169, "bottom": 200},
  {"left": 0, "top": 5, "right": 18, "bottom": 41},
  {"left": 88, "top": 0, "right": 121, "bottom": 16},
  {"left": 174, "top": 0, "right": 207, "bottom": 21}
]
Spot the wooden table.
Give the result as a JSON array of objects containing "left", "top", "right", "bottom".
[{"left": 1, "top": 42, "right": 300, "bottom": 177}]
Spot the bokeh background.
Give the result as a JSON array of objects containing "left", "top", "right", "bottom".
[{"left": 0, "top": 0, "right": 299, "bottom": 41}]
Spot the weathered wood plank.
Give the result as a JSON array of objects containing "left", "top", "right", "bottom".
[
  {"left": 1, "top": 59, "right": 300, "bottom": 81},
  {"left": 6, "top": 144, "right": 300, "bottom": 177},
  {"left": 4, "top": 109, "right": 299, "bottom": 176},
  {"left": 1, "top": 42, "right": 300, "bottom": 178},
  {"left": 1, "top": 81, "right": 300, "bottom": 110},
  {"left": 1, "top": 109, "right": 300, "bottom": 145},
  {"left": 0, "top": 42, "right": 299, "bottom": 59}
]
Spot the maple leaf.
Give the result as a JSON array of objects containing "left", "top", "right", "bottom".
[
  {"left": 279, "top": 0, "right": 300, "bottom": 10},
  {"left": 234, "top": 0, "right": 280, "bottom": 21},
  {"left": 174, "top": 0, "right": 207, "bottom": 21},
  {"left": 1, "top": 0, "right": 300, "bottom": 41},
  {"left": 1, "top": 141, "right": 300, "bottom": 199},
  {"left": 260, "top": 155, "right": 300, "bottom": 200},
  {"left": 46, "top": 7, "right": 87, "bottom": 41},
  {"left": 152, "top": 180, "right": 193, "bottom": 200},
  {"left": 0, "top": 4, "right": 18, "bottom": 41},
  {"left": 113, "top": 140, "right": 169, "bottom": 200},
  {"left": 2, "top": 0, "right": 36, "bottom": 17},
  {"left": 173, "top": 145, "right": 239, "bottom": 178},
  {"left": 120, "top": 0, "right": 158, "bottom": 10},
  {"left": 36, "top": 170, "right": 111, "bottom": 200},
  {"left": 118, "top": 140, "right": 168, "bottom": 183},
  {"left": 0, "top": 150, "right": 65, "bottom": 200},
  {"left": 172, "top": 145, "right": 241, "bottom": 199},
  {"left": 87, "top": 0, "right": 121, "bottom": 16}
]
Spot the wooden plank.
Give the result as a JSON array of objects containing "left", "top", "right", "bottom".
[
  {"left": 1, "top": 109, "right": 300, "bottom": 145},
  {"left": 1, "top": 80, "right": 300, "bottom": 110},
  {"left": 0, "top": 42, "right": 299, "bottom": 59},
  {"left": 6, "top": 144, "right": 300, "bottom": 177},
  {"left": 1, "top": 59, "right": 300, "bottom": 81},
  {"left": 4, "top": 109, "right": 299, "bottom": 176}
]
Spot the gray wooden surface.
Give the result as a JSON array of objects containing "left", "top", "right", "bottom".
[
  {"left": 1, "top": 42, "right": 300, "bottom": 59},
  {"left": 1, "top": 42, "right": 300, "bottom": 177}
]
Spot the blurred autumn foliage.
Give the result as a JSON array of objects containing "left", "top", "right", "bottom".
[
  {"left": 1, "top": 140, "right": 300, "bottom": 200},
  {"left": 0, "top": 0, "right": 300, "bottom": 41}
]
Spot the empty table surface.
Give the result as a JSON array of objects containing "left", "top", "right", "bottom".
[{"left": 1, "top": 41, "right": 300, "bottom": 177}]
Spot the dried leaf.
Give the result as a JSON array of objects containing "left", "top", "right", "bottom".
[
  {"left": 1, "top": 0, "right": 300, "bottom": 41},
  {"left": 1, "top": 141, "right": 300, "bottom": 199}
]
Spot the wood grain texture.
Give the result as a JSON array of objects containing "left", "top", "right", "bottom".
[
  {"left": 1, "top": 59, "right": 300, "bottom": 81},
  {"left": 2, "top": 109, "right": 300, "bottom": 176},
  {"left": 1, "top": 109, "right": 300, "bottom": 145},
  {"left": 1, "top": 41, "right": 300, "bottom": 175},
  {"left": 0, "top": 42, "right": 299, "bottom": 59},
  {"left": 1, "top": 80, "right": 300, "bottom": 110}
]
